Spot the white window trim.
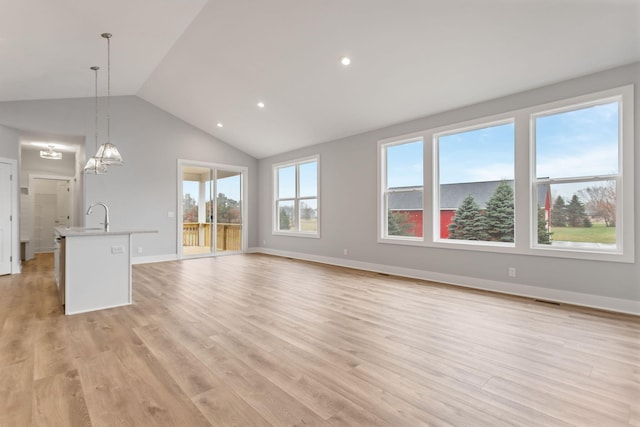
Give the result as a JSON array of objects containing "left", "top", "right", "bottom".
[
  {"left": 432, "top": 116, "right": 516, "bottom": 248},
  {"left": 378, "top": 134, "right": 425, "bottom": 244},
  {"left": 528, "top": 87, "right": 634, "bottom": 262},
  {"left": 272, "top": 155, "right": 320, "bottom": 238},
  {"left": 376, "top": 85, "right": 634, "bottom": 263}
]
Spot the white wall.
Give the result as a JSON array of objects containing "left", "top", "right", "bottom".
[
  {"left": 0, "top": 96, "right": 258, "bottom": 260},
  {"left": 257, "top": 62, "right": 640, "bottom": 314}
]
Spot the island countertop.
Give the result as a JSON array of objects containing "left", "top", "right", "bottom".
[
  {"left": 54, "top": 226, "right": 157, "bottom": 315},
  {"left": 55, "top": 226, "right": 157, "bottom": 237}
]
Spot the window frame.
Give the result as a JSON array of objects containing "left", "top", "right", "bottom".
[
  {"left": 376, "top": 85, "right": 634, "bottom": 263},
  {"left": 529, "top": 89, "right": 633, "bottom": 261},
  {"left": 432, "top": 117, "right": 517, "bottom": 248},
  {"left": 378, "top": 134, "right": 425, "bottom": 244},
  {"left": 272, "top": 155, "right": 320, "bottom": 238}
]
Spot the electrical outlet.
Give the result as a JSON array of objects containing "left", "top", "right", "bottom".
[
  {"left": 508, "top": 267, "right": 516, "bottom": 277},
  {"left": 343, "top": 249, "right": 348, "bottom": 256},
  {"left": 111, "top": 246, "right": 124, "bottom": 254},
  {"left": 168, "top": 211, "right": 175, "bottom": 218},
  {"left": 137, "top": 247, "right": 143, "bottom": 254},
  {"left": 263, "top": 240, "right": 266, "bottom": 246}
]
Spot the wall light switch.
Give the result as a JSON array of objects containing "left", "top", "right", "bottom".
[{"left": 168, "top": 211, "right": 175, "bottom": 218}]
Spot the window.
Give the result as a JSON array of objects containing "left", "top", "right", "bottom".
[
  {"left": 273, "top": 156, "right": 319, "bottom": 236},
  {"left": 533, "top": 98, "right": 622, "bottom": 252},
  {"left": 377, "top": 85, "right": 633, "bottom": 262},
  {"left": 380, "top": 138, "right": 424, "bottom": 240},
  {"left": 435, "top": 121, "right": 515, "bottom": 244}
]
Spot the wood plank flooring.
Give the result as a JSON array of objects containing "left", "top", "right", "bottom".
[{"left": 1, "top": 252, "right": 638, "bottom": 426}]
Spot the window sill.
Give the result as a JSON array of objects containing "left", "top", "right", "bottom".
[
  {"left": 272, "top": 231, "right": 320, "bottom": 239},
  {"left": 378, "top": 236, "right": 633, "bottom": 263}
]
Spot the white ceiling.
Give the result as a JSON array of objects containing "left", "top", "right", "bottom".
[{"left": 2, "top": 0, "right": 639, "bottom": 159}]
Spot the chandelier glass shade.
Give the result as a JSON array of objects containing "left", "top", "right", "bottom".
[{"left": 84, "top": 32, "right": 123, "bottom": 174}]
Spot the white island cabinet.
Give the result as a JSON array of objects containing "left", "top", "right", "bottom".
[{"left": 54, "top": 227, "right": 156, "bottom": 315}]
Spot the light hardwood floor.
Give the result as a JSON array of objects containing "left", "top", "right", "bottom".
[{"left": 1, "top": 253, "right": 638, "bottom": 426}]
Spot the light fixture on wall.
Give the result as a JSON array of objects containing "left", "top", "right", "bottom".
[
  {"left": 40, "top": 145, "right": 62, "bottom": 160},
  {"left": 84, "top": 66, "right": 107, "bottom": 174},
  {"left": 94, "top": 33, "right": 123, "bottom": 166}
]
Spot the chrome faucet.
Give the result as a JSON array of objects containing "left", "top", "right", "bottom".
[{"left": 86, "top": 202, "right": 110, "bottom": 232}]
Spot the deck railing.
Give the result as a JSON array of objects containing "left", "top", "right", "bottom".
[{"left": 182, "top": 222, "right": 241, "bottom": 251}]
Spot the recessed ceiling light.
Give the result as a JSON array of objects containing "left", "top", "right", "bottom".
[
  {"left": 257, "top": 101, "right": 265, "bottom": 108},
  {"left": 216, "top": 122, "right": 223, "bottom": 128},
  {"left": 340, "top": 56, "right": 351, "bottom": 66}
]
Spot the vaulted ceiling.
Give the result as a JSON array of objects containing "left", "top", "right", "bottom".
[{"left": 2, "top": 0, "right": 639, "bottom": 158}]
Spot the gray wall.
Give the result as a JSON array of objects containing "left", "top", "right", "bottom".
[
  {"left": 257, "top": 63, "right": 640, "bottom": 306},
  {"left": 0, "top": 125, "right": 19, "bottom": 159},
  {"left": 0, "top": 96, "right": 258, "bottom": 258},
  {"left": 20, "top": 149, "right": 76, "bottom": 183}
]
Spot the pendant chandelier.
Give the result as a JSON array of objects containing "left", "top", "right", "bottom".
[
  {"left": 84, "top": 32, "right": 123, "bottom": 174},
  {"left": 84, "top": 66, "right": 108, "bottom": 174}
]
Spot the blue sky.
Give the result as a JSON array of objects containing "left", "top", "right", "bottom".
[
  {"left": 535, "top": 101, "right": 618, "bottom": 179},
  {"left": 183, "top": 173, "right": 241, "bottom": 205},
  {"left": 439, "top": 122, "right": 514, "bottom": 184},
  {"left": 277, "top": 161, "right": 317, "bottom": 199},
  {"left": 387, "top": 101, "right": 619, "bottom": 197}
]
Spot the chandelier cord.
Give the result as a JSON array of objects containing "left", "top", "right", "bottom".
[
  {"left": 93, "top": 66, "right": 99, "bottom": 152},
  {"left": 106, "top": 35, "right": 111, "bottom": 145}
]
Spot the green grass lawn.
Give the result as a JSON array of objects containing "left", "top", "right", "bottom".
[{"left": 550, "top": 223, "right": 616, "bottom": 243}]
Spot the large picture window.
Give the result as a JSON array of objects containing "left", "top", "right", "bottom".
[
  {"left": 377, "top": 85, "right": 633, "bottom": 262},
  {"left": 380, "top": 138, "right": 424, "bottom": 240},
  {"left": 436, "top": 121, "right": 515, "bottom": 244},
  {"left": 533, "top": 99, "right": 622, "bottom": 251},
  {"left": 273, "top": 156, "right": 319, "bottom": 236}
]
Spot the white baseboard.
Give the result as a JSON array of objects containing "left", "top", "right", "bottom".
[
  {"left": 132, "top": 254, "right": 179, "bottom": 265},
  {"left": 252, "top": 247, "right": 640, "bottom": 316}
]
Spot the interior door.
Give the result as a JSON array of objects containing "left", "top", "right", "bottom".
[
  {"left": 0, "top": 162, "right": 12, "bottom": 275},
  {"left": 34, "top": 179, "right": 68, "bottom": 253},
  {"left": 55, "top": 180, "right": 70, "bottom": 228}
]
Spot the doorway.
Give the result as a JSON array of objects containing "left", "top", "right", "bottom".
[
  {"left": 179, "top": 161, "right": 246, "bottom": 258},
  {"left": 32, "top": 178, "right": 72, "bottom": 253}
]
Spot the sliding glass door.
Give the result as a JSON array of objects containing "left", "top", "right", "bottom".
[{"left": 180, "top": 162, "right": 245, "bottom": 257}]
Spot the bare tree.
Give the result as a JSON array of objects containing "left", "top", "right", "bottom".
[{"left": 579, "top": 182, "right": 616, "bottom": 227}]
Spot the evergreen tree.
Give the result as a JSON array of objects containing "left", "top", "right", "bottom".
[
  {"left": 567, "top": 194, "right": 588, "bottom": 227},
  {"left": 551, "top": 195, "right": 567, "bottom": 227},
  {"left": 279, "top": 207, "right": 291, "bottom": 230},
  {"left": 448, "top": 194, "right": 487, "bottom": 240},
  {"left": 537, "top": 207, "right": 552, "bottom": 244},
  {"left": 387, "top": 211, "right": 413, "bottom": 236},
  {"left": 484, "top": 181, "right": 514, "bottom": 242}
]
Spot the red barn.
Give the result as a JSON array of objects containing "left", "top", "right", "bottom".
[{"left": 388, "top": 180, "right": 551, "bottom": 239}]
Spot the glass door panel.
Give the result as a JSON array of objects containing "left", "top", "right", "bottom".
[
  {"left": 182, "top": 164, "right": 243, "bottom": 257},
  {"left": 182, "top": 166, "right": 213, "bottom": 256},
  {"left": 216, "top": 170, "right": 242, "bottom": 253}
]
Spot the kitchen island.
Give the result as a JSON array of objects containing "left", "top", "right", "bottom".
[{"left": 55, "top": 227, "right": 156, "bottom": 315}]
